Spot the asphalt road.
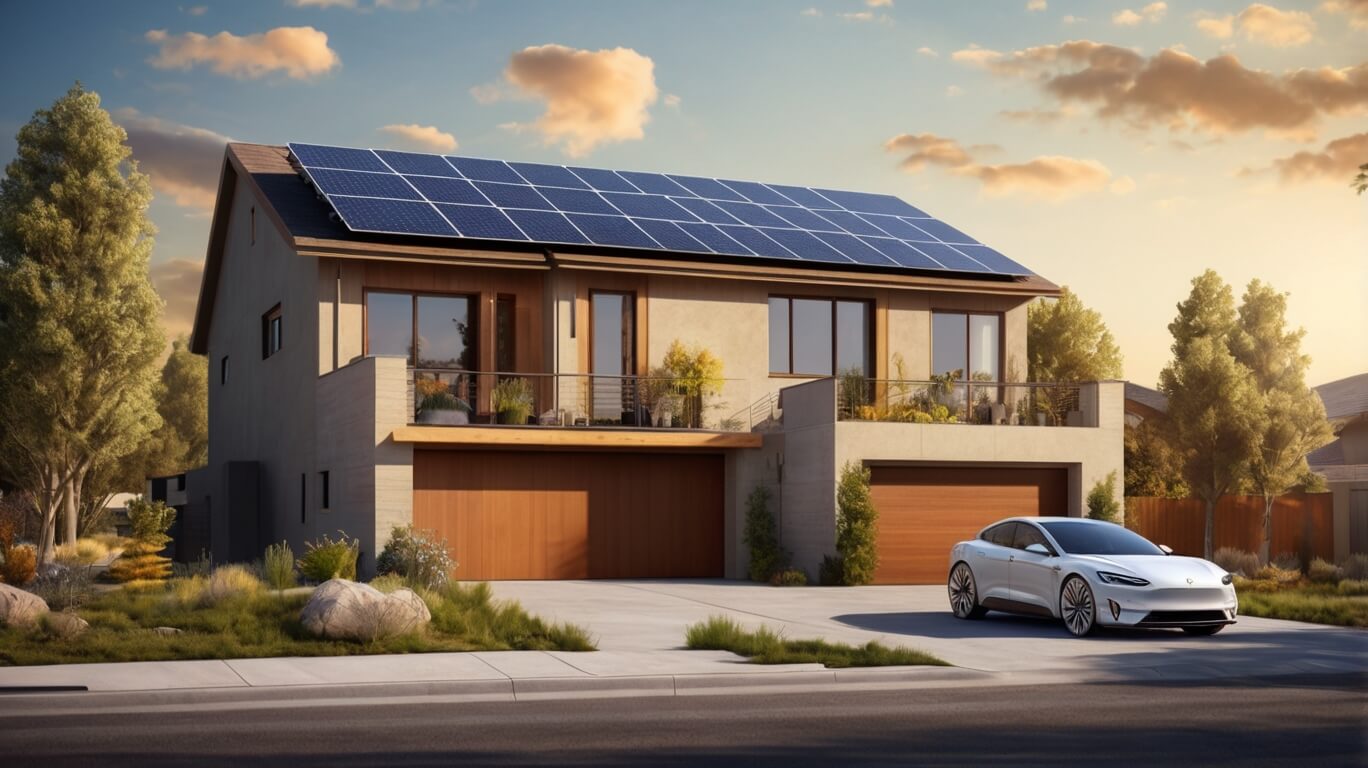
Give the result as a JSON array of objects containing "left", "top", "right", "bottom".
[{"left": 4, "top": 676, "right": 1366, "bottom": 767}]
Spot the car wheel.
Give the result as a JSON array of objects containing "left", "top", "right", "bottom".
[
  {"left": 1060, "top": 576, "right": 1096, "bottom": 637},
  {"left": 1182, "top": 625, "right": 1226, "bottom": 636},
  {"left": 948, "top": 562, "right": 987, "bottom": 620}
]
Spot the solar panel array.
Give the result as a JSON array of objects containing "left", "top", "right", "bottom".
[{"left": 288, "top": 142, "right": 1032, "bottom": 277}]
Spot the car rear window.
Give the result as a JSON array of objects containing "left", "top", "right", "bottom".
[
  {"left": 982, "top": 523, "right": 1018, "bottom": 548},
  {"left": 1039, "top": 521, "right": 1165, "bottom": 556}
]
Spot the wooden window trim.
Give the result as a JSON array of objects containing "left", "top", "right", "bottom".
[{"left": 767, "top": 294, "right": 874, "bottom": 377}]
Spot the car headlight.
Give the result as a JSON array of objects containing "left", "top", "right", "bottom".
[
  {"left": 1222, "top": 573, "right": 1233, "bottom": 585},
  {"left": 1097, "top": 571, "right": 1150, "bottom": 587}
]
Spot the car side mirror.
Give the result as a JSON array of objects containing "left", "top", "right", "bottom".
[
  {"left": 1025, "top": 543, "right": 1052, "bottom": 556},
  {"left": 1159, "top": 544, "right": 1173, "bottom": 555}
]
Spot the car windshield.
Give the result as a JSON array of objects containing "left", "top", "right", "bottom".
[{"left": 1038, "top": 521, "right": 1165, "bottom": 556}]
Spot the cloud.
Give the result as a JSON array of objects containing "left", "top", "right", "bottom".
[
  {"left": 489, "top": 44, "right": 658, "bottom": 157},
  {"left": 145, "top": 26, "right": 340, "bottom": 79},
  {"left": 800, "top": 7, "right": 821, "bottom": 16},
  {"left": 1233, "top": 4, "right": 1315, "bottom": 46},
  {"left": 1027, "top": 0, "right": 1047, "bottom": 11},
  {"left": 183, "top": 5, "right": 208, "bottom": 15},
  {"left": 115, "top": 108, "right": 229, "bottom": 211},
  {"left": 378, "top": 123, "right": 457, "bottom": 152},
  {"left": 1109, "top": 175, "right": 1137, "bottom": 194},
  {"left": 151, "top": 259, "right": 205, "bottom": 339},
  {"left": 1113, "top": 2, "right": 1166, "bottom": 25},
  {"left": 1063, "top": 14, "right": 1086, "bottom": 24},
  {"left": 840, "top": 11, "right": 875, "bottom": 21},
  {"left": 999, "top": 107, "right": 1068, "bottom": 123},
  {"left": 663, "top": 93, "right": 681, "bottom": 108},
  {"left": 289, "top": 0, "right": 357, "bottom": 6},
  {"left": 867, "top": 0, "right": 893, "bottom": 6},
  {"left": 884, "top": 132, "right": 1113, "bottom": 200},
  {"left": 1261, "top": 131, "right": 1368, "bottom": 183},
  {"left": 1196, "top": 15, "right": 1235, "bottom": 38},
  {"left": 1321, "top": 0, "right": 1368, "bottom": 29},
  {"left": 917, "top": 46, "right": 938, "bottom": 57},
  {"left": 946, "top": 85, "right": 964, "bottom": 97},
  {"left": 951, "top": 40, "right": 1368, "bottom": 137}
]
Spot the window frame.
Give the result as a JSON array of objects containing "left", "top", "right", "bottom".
[
  {"left": 261, "top": 304, "right": 283, "bottom": 360},
  {"left": 362, "top": 288, "right": 480, "bottom": 370},
  {"left": 319, "top": 470, "right": 330, "bottom": 512},
  {"left": 930, "top": 309, "right": 1005, "bottom": 383},
  {"left": 768, "top": 294, "right": 874, "bottom": 378},
  {"left": 588, "top": 289, "right": 637, "bottom": 377}
]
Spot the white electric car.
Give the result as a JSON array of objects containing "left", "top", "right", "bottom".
[{"left": 947, "top": 517, "right": 1237, "bottom": 636}]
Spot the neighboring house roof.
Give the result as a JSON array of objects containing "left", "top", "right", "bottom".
[
  {"left": 1124, "top": 381, "right": 1168, "bottom": 420},
  {"left": 190, "top": 143, "right": 1062, "bottom": 354},
  {"left": 1314, "top": 372, "right": 1368, "bottom": 423},
  {"left": 1307, "top": 437, "right": 1343, "bottom": 468}
]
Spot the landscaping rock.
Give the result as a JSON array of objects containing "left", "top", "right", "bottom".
[
  {"left": 299, "top": 579, "right": 431, "bottom": 642},
  {"left": 0, "top": 582, "right": 48, "bottom": 629},
  {"left": 43, "top": 612, "right": 89, "bottom": 639},
  {"left": 152, "top": 626, "right": 183, "bottom": 637}
]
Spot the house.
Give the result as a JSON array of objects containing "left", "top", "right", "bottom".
[
  {"left": 1123, "top": 381, "right": 1168, "bottom": 426},
  {"left": 185, "top": 142, "right": 1123, "bottom": 585},
  {"left": 1308, "top": 373, "right": 1368, "bottom": 559}
]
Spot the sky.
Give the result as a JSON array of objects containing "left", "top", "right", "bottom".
[{"left": 1, "top": 0, "right": 1364, "bottom": 388}]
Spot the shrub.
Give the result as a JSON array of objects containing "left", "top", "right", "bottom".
[
  {"left": 1270, "top": 552, "right": 1302, "bottom": 573},
  {"left": 262, "top": 541, "right": 297, "bottom": 592},
  {"left": 297, "top": 530, "right": 359, "bottom": 583},
  {"left": 368, "top": 573, "right": 406, "bottom": 594},
  {"left": 38, "top": 611, "right": 89, "bottom": 641},
  {"left": 1339, "top": 553, "right": 1368, "bottom": 581},
  {"left": 491, "top": 377, "right": 535, "bottom": 424},
  {"left": 1253, "top": 563, "right": 1302, "bottom": 585},
  {"left": 1336, "top": 579, "right": 1368, "bottom": 597},
  {"left": 0, "top": 543, "right": 37, "bottom": 586},
  {"left": 743, "top": 486, "right": 783, "bottom": 582},
  {"left": 769, "top": 568, "right": 808, "bottom": 587},
  {"left": 108, "top": 497, "right": 176, "bottom": 583},
  {"left": 834, "top": 463, "right": 878, "bottom": 585},
  {"left": 819, "top": 555, "right": 844, "bottom": 586},
  {"left": 26, "top": 563, "right": 94, "bottom": 610},
  {"left": 1085, "top": 471, "right": 1120, "bottom": 523},
  {"left": 1214, "top": 547, "right": 1259, "bottom": 578},
  {"left": 54, "top": 538, "right": 109, "bottom": 566},
  {"left": 1307, "top": 558, "right": 1342, "bottom": 584},
  {"left": 201, "top": 564, "right": 263, "bottom": 606},
  {"left": 172, "top": 575, "right": 207, "bottom": 606},
  {"left": 375, "top": 525, "right": 452, "bottom": 590},
  {"left": 171, "top": 551, "right": 213, "bottom": 579}
]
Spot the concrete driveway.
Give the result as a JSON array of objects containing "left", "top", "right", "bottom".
[{"left": 491, "top": 580, "right": 1368, "bottom": 684}]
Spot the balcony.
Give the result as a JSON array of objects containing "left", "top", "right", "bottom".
[
  {"left": 834, "top": 376, "right": 1088, "bottom": 427},
  {"left": 407, "top": 369, "right": 775, "bottom": 434}
]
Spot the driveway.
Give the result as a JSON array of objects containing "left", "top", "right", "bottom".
[{"left": 491, "top": 580, "right": 1368, "bottom": 683}]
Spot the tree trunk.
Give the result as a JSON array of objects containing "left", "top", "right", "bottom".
[
  {"left": 35, "top": 467, "right": 63, "bottom": 564},
  {"left": 1260, "top": 494, "right": 1274, "bottom": 565},
  {"left": 1203, "top": 497, "right": 1215, "bottom": 561},
  {"left": 62, "top": 473, "right": 78, "bottom": 545}
]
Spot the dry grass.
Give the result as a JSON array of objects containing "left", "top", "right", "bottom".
[
  {"left": 54, "top": 538, "right": 110, "bottom": 566},
  {"left": 684, "top": 615, "right": 945, "bottom": 668}
]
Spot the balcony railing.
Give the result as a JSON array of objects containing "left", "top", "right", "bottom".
[
  {"left": 410, "top": 369, "right": 767, "bottom": 432},
  {"left": 835, "top": 376, "right": 1085, "bottom": 426}
]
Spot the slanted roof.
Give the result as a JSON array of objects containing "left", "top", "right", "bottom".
[
  {"left": 1124, "top": 381, "right": 1168, "bottom": 419},
  {"left": 190, "top": 143, "right": 1062, "bottom": 354},
  {"left": 1314, "top": 372, "right": 1368, "bottom": 423}
]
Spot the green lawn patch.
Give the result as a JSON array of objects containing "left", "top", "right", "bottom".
[
  {"left": 0, "top": 580, "right": 594, "bottom": 666},
  {"left": 1237, "top": 583, "right": 1368, "bottom": 628},
  {"left": 685, "top": 615, "right": 946, "bottom": 668}
]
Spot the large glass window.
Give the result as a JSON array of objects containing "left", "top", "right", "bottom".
[
  {"left": 366, "top": 291, "right": 476, "bottom": 370},
  {"left": 932, "top": 311, "right": 1000, "bottom": 380},
  {"left": 769, "top": 297, "right": 871, "bottom": 376},
  {"left": 366, "top": 291, "right": 413, "bottom": 359}
]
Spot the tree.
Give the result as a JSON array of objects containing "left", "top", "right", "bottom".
[
  {"left": 1026, "top": 286, "right": 1124, "bottom": 382},
  {"left": 743, "top": 486, "right": 782, "bottom": 582},
  {"left": 0, "top": 84, "right": 164, "bottom": 562},
  {"left": 106, "top": 496, "right": 175, "bottom": 582},
  {"left": 1229, "top": 280, "right": 1334, "bottom": 564},
  {"left": 1123, "top": 420, "right": 1189, "bottom": 499},
  {"left": 1086, "top": 471, "right": 1121, "bottom": 523},
  {"left": 835, "top": 463, "right": 879, "bottom": 585},
  {"left": 1354, "top": 163, "right": 1367, "bottom": 195},
  {"left": 1160, "top": 272, "right": 1263, "bottom": 559}
]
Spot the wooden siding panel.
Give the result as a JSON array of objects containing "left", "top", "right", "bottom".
[
  {"left": 869, "top": 466, "right": 1068, "bottom": 585},
  {"left": 413, "top": 450, "right": 722, "bottom": 580},
  {"left": 1126, "top": 494, "right": 1334, "bottom": 561}
]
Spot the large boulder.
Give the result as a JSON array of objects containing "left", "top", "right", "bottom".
[
  {"left": 299, "top": 579, "right": 431, "bottom": 642},
  {"left": 0, "top": 582, "right": 49, "bottom": 629}
]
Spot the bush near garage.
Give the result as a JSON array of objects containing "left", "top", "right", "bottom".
[
  {"left": 834, "top": 463, "right": 878, "bottom": 586},
  {"left": 375, "top": 525, "right": 452, "bottom": 591},
  {"left": 743, "top": 486, "right": 784, "bottom": 582},
  {"left": 297, "top": 531, "right": 360, "bottom": 583}
]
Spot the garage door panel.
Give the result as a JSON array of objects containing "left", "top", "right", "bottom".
[
  {"left": 870, "top": 466, "right": 1067, "bottom": 585},
  {"left": 414, "top": 450, "right": 721, "bottom": 580}
]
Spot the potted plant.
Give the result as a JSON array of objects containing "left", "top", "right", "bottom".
[
  {"left": 661, "top": 340, "right": 723, "bottom": 429},
  {"left": 415, "top": 378, "right": 471, "bottom": 425},
  {"left": 492, "top": 377, "right": 535, "bottom": 425}
]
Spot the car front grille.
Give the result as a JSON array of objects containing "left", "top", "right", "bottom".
[{"left": 1138, "top": 610, "right": 1230, "bottom": 626}]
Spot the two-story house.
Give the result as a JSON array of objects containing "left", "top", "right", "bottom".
[{"left": 186, "top": 142, "right": 1123, "bottom": 584}]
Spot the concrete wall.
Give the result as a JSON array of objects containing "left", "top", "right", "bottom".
[
  {"left": 772, "top": 379, "right": 1126, "bottom": 577},
  {"left": 202, "top": 180, "right": 322, "bottom": 562},
  {"left": 314, "top": 355, "right": 413, "bottom": 575}
]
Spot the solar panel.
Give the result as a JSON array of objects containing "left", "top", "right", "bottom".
[{"left": 288, "top": 142, "right": 1032, "bottom": 277}]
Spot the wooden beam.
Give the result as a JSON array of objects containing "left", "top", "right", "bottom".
[{"left": 390, "top": 425, "right": 763, "bottom": 450}]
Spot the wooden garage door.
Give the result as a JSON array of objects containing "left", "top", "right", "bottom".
[
  {"left": 413, "top": 450, "right": 723, "bottom": 580},
  {"left": 869, "top": 466, "right": 1068, "bottom": 585}
]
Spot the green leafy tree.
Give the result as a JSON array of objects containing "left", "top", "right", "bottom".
[
  {"left": 743, "top": 486, "right": 782, "bottom": 581},
  {"left": 1228, "top": 280, "right": 1334, "bottom": 564},
  {"left": 107, "top": 496, "right": 175, "bottom": 582},
  {"left": 1123, "top": 420, "right": 1189, "bottom": 499},
  {"left": 0, "top": 85, "right": 164, "bottom": 561},
  {"left": 1159, "top": 272, "right": 1262, "bottom": 559},
  {"left": 1026, "top": 286, "right": 1124, "bottom": 382},
  {"left": 1086, "top": 471, "right": 1121, "bottom": 523},
  {"left": 661, "top": 340, "right": 724, "bottom": 428},
  {"left": 835, "top": 463, "right": 879, "bottom": 585}
]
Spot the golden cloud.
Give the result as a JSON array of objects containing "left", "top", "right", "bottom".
[
  {"left": 116, "top": 109, "right": 228, "bottom": 211},
  {"left": 1028, "top": 0, "right": 1048, "bottom": 11},
  {"left": 953, "top": 40, "right": 1368, "bottom": 136},
  {"left": 1265, "top": 131, "right": 1368, "bottom": 183},
  {"left": 1113, "top": 2, "right": 1166, "bottom": 25},
  {"left": 378, "top": 123, "right": 458, "bottom": 152},
  {"left": 1231, "top": 4, "right": 1316, "bottom": 47},
  {"left": 885, "top": 132, "right": 1116, "bottom": 200},
  {"left": 1320, "top": 0, "right": 1368, "bottom": 29},
  {"left": 496, "top": 44, "right": 659, "bottom": 157},
  {"left": 151, "top": 259, "right": 205, "bottom": 340},
  {"left": 146, "top": 26, "right": 340, "bottom": 79}
]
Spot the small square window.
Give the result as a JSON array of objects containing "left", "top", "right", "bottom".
[
  {"left": 319, "top": 471, "right": 330, "bottom": 511},
  {"left": 262, "top": 304, "right": 283, "bottom": 359}
]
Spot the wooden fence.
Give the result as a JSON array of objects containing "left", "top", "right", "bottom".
[{"left": 1126, "top": 493, "right": 1334, "bottom": 561}]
